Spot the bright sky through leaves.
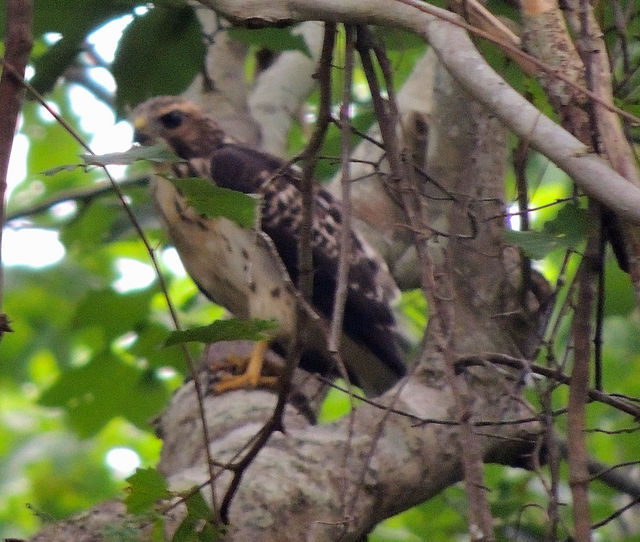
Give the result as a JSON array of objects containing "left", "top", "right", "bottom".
[{"left": 3, "top": 16, "right": 134, "bottom": 270}]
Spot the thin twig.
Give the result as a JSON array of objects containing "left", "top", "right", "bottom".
[
  {"left": 329, "top": 26, "right": 354, "bottom": 354},
  {"left": 513, "top": 139, "right": 532, "bottom": 306},
  {"left": 591, "top": 495, "right": 640, "bottom": 530},
  {"left": 489, "top": 196, "right": 579, "bottom": 221},
  {"left": 6, "top": 176, "right": 149, "bottom": 222},
  {"left": 332, "top": 26, "right": 361, "bottom": 536},
  {"left": 458, "top": 354, "right": 640, "bottom": 419},
  {"left": 218, "top": 340, "right": 303, "bottom": 522},
  {"left": 298, "top": 23, "right": 336, "bottom": 301},
  {"left": 576, "top": 0, "right": 606, "bottom": 395},
  {"left": 357, "top": 23, "right": 498, "bottom": 540},
  {"left": 328, "top": 115, "right": 385, "bottom": 149},
  {"left": 539, "top": 364, "right": 561, "bottom": 539},
  {"left": 316, "top": 374, "right": 563, "bottom": 427},
  {"left": 566, "top": 231, "right": 596, "bottom": 542}
]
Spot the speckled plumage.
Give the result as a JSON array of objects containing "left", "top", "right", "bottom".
[{"left": 132, "top": 96, "right": 405, "bottom": 393}]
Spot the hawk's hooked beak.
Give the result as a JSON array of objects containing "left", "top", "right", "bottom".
[{"left": 132, "top": 116, "right": 151, "bottom": 145}]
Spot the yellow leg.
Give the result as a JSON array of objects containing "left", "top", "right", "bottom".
[{"left": 213, "top": 341, "right": 279, "bottom": 393}]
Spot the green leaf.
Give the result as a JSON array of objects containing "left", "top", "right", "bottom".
[
  {"left": 398, "top": 289, "right": 428, "bottom": 343},
  {"left": 172, "top": 490, "right": 220, "bottom": 542},
  {"left": 168, "top": 177, "right": 260, "bottom": 228},
  {"left": 72, "top": 288, "right": 155, "bottom": 341},
  {"left": 3, "top": 261, "right": 106, "bottom": 381},
  {"left": 317, "top": 379, "right": 360, "bottom": 423},
  {"left": 30, "top": 38, "right": 84, "bottom": 96},
  {"left": 81, "top": 144, "right": 181, "bottom": 167},
  {"left": 59, "top": 202, "right": 121, "bottom": 254},
  {"left": 228, "top": 27, "right": 311, "bottom": 57},
  {"left": 505, "top": 203, "right": 589, "bottom": 259},
  {"left": 130, "top": 323, "right": 187, "bottom": 374},
  {"left": 542, "top": 203, "right": 590, "bottom": 238},
  {"left": 504, "top": 229, "right": 561, "bottom": 260},
  {"left": 164, "top": 318, "right": 278, "bottom": 346},
  {"left": 28, "top": 1, "right": 137, "bottom": 95},
  {"left": 604, "top": 259, "right": 635, "bottom": 316},
  {"left": 39, "top": 352, "right": 169, "bottom": 436},
  {"left": 112, "top": 5, "right": 206, "bottom": 114},
  {"left": 124, "top": 467, "right": 170, "bottom": 514},
  {"left": 31, "top": 0, "right": 136, "bottom": 36},
  {"left": 183, "top": 489, "right": 213, "bottom": 520}
]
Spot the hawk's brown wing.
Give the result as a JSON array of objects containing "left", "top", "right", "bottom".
[{"left": 204, "top": 143, "right": 406, "bottom": 382}]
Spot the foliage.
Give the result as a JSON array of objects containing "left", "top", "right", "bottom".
[
  {"left": 165, "top": 178, "right": 261, "bottom": 228},
  {"left": 172, "top": 490, "right": 222, "bottom": 542},
  {"left": 1, "top": 0, "right": 640, "bottom": 540},
  {"left": 504, "top": 203, "right": 590, "bottom": 260},
  {"left": 228, "top": 26, "right": 312, "bottom": 57},
  {"left": 164, "top": 318, "right": 278, "bottom": 346},
  {"left": 112, "top": 4, "right": 206, "bottom": 115},
  {"left": 124, "top": 467, "right": 170, "bottom": 514}
]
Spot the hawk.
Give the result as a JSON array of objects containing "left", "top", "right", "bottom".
[{"left": 131, "top": 96, "right": 406, "bottom": 395}]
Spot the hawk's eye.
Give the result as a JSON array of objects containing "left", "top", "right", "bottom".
[{"left": 159, "top": 110, "right": 184, "bottom": 129}]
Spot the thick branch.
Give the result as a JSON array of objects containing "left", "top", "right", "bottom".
[
  {"left": 187, "top": 12, "right": 261, "bottom": 145},
  {"left": 6, "top": 176, "right": 149, "bottom": 222},
  {"left": 0, "top": 0, "right": 33, "bottom": 333},
  {"left": 156, "top": 367, "right": 538, "bottom": 541}
]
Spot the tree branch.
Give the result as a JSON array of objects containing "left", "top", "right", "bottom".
[
  {"left": 0, "top": 0, "right": 33, "bottom": 336},
  {"left": 329, "top": 24, "right": 354, "bottom": 354},
  {"left": 568, "top": 234, "right": 597, "bottom": 542},
  {"left": 5, "top": 176, "right": 149, "bottom": 222},
  {"left": 188, "top": 11, "right": 261, "bottom": 145},
  {"left": 156, "top": 365, "right": 538, "bottom": 541},
  {"left": 564, "top": 0, "right": 640, "bottom": 299},
  {"left": 298, "top": 23, "right": 335, "bottom": 300}
]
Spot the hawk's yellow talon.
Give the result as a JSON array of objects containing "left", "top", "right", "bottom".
[
  {"left": 213, "top": 374, "right": 279, "bottom": 394},
  {"left": 212, "top": 341, "right": 278, "bottom": 393}
]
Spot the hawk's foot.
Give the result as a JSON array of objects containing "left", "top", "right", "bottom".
[{"left": 210, "top": 341, "right": 280, "bottom": 393}]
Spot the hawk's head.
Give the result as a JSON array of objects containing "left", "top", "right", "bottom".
[{"left": 131, "top": 96, "right": 225, "bottom": 159}]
